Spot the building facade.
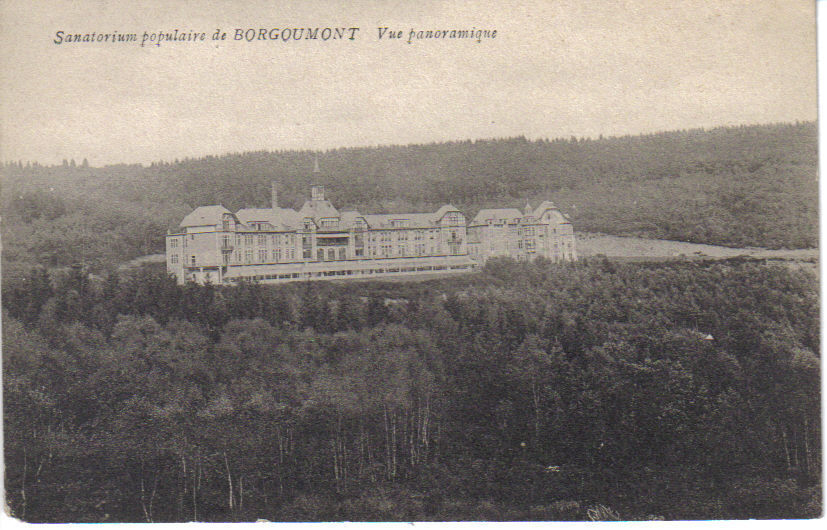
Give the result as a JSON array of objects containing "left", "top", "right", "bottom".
[
  {"left": 166, "top": 183, "right": 576, "bottom": 285},
  {"left": 467, "top": 202, "right": 577, "bottom": 262},
  {"left": 166, "top": 183, "right": 474, "bottom": 284}
]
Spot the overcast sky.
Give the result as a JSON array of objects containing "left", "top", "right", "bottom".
[{"left": 0, "top": 0, "right": 817, "bottom": 166}]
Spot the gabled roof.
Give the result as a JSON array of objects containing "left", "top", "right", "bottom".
[
  {"left": 298, "top": 199, "right": 339, "bottom": 220},
  {"left": 532, "top": 200, "right": 557, "bottom": 216},
  {"left": 533, "top": 201, "right": 570, "bottom": 223},
  {"left": 433, "top": 204, "right": 461, "bottom": 222},
  {"left": 180, "top": 205, "right": 232, "bottom": 228},
  {"left": 471, "top": 208, "right": 523, "bottom": 225}
]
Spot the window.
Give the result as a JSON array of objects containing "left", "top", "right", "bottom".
[
  {"left": 191, "top": 234, "right": 195, "bottom": 240},
  {"left": 289, "top": 249, "right": 295, "bottom": 260},
  {"left": 355, "top": 248, "right": 364, "bottom": 257},
  {"left": 222, "top": 235, "right": 232, "bottom": 248},
  {"left": 444, "top": 212, "right": 462, "bottom": 225},
  {"left": 245, "top": 250, "right": 253, "bottom": 263},
  {"left": 222, "top": 219, "right": 230, "bottom": 231},
  {"left": 191, "top": 255, "right": 196, "bottom": 266},
  {"left": 273, "top": 248, "right": 281, "bottom": 261},
  {"left": 245, "top": 234, "right": 253, "bottom": 245},
  {"left": 338, "top": 248, "right": 346, "bottom": 260},
  {"left": 258, "top": 249, "right": 268, "bottom": 262},
  {"left": 258, "top": 235, "right": 267, "bottom": 246},
  {"left": 398, "top": 244, "right": 406, "bottom": 256},
  {"left": 170, "top": 239, "right": 178, "bottom": 248},
  {"left": 327, "top": 248, "right": 336, "bottom": 261},
  {"left": 171, "top": 254, "right": 178, "bottom": 264}
]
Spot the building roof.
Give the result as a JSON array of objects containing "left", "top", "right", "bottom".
[
  {"left": 298, "top": 199, "right": 339, "bottom": 220},
  {"left": 362, "top": 212, "right": 436, "bottom": 229},
  {"left": 433, "top": 204, "right": 460, "bottom": 222},
  {"left": 180, "top": 205, "right": 232, "bottom": 228},
  {"left": 533, "top": 201, "right": 570, "bottom": 222},
  {"left": 236, "top": 207, "right": 302, "bottom": 230},
  {"left": 471, "top": 208, "right": 523, "bottom": 225},
  {"left": 339, "top": 210, "right": 367, "bottom": 229}
]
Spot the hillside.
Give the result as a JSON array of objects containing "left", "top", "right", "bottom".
[{"left": 0, "top": 122, "right": 817, "bottom": 275}]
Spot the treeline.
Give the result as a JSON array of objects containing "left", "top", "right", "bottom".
[
  {"left": 3, "top": 258, "right": 820, "bottom": 521},
  {"left": 0, "top": 122, "right": 818, "bottom": 275}
]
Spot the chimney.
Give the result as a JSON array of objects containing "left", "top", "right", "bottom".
[{"left": 271, "top": 181, "right": 278, "bottom": 209}]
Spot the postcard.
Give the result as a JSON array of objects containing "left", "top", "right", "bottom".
[{"left": 0, "top": 0, "right": 820, "bottom": 525}]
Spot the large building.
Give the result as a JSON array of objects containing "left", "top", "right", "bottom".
[
  {"left": 166, "top": 181, "right": 576, "bottom": 285},
  {"left": 467, "top": 202, "right": 576, "bottom": 262}
]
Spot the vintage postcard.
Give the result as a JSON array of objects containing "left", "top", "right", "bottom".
[{"left": 0, "top": 0, "right": 820, "bottom": 524}]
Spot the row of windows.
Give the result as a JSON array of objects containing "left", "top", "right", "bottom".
[
  {"left": 227, "top": 263, "right": 475, "bottom": 283},
  {"left": 372, "top": 229, "right": 437, "bottom": 242},
  {"left": 370, "top": 244, "right": 437, "bottom": 258},
  {"left": 233, "top": 248, "right": 298, "bottom": 264},
  {"left": 234, "top": 234, "right": 297, "bottom": 247}
]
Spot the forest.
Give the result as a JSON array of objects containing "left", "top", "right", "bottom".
[
  {"left": 3, "top": 257, "right": 820, "bottom": 521},
  {"left": 0, "top": 122, "right": 818, "bottom": 279}
]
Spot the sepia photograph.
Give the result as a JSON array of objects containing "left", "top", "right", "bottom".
[{"left": 0, "top": 0, "right": 821, "bottom": 523}]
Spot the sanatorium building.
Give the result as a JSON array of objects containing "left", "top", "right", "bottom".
[{"left": 166, "top": 182, "right": 576, "bottom": 285}]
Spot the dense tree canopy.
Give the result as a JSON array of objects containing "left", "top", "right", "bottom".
[{"left": 3, "top": 258, "right": 820, "bottom": 521}]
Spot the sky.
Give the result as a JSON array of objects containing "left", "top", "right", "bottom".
[{"left": 0, "top": 0, "right": 817, "bottom": 166}]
